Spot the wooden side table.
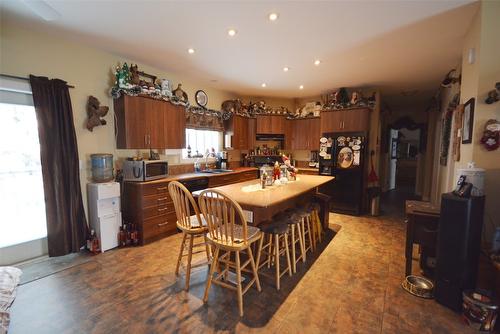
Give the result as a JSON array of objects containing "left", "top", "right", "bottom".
[{"left": 405, "top": 200, "right": 440, "bottom": 277}]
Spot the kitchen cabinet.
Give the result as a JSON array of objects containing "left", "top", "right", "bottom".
[
  {"left": 122, "top": 180, "right": 177, "bottom": 245},
  {"left": 227, "top": 115, "right": 249, "bottom": 149},
  {"left": 320, "top": 108, "right": 370, "bottom": 133},
  {"left": 163, "top": 101, "right": 186, "bottom": 149},
  {"left": 256, "top": 115, "right": 286, "bottom": 134},
  {"left": 207, "top": 169, "right": 258, "bottom": 188},
  {"left": 247, "top": 117, "right": 256, "bottom": 150},
  {"left": 114, "top": 95, "right": 186, "bottom": 149},
  {"left": 285, "top": 117, "right": 321, "bottom": 150},
  {"left": 285, "top": 119, "right": 293, "bottom": 150}
]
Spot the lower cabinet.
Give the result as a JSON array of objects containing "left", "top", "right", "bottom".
[
  {"left": 208, "top": 170, "right": 258, "bottom": 187},
  {"left": 122, "top": 169, "right": 259, "bottom": 245},
  {"left": 122, "top": 180, "right": 177, "bottom": 245}
]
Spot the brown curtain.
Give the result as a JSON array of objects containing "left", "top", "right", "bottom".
[{"left": 29, "top": 75, "right": 88, "bottom": 257}]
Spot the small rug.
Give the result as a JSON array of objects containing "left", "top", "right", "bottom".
[
  {"left": 17, "top": 252, "right": 93, "bottom": 285},
  {"left": 0, "top": 266, "right": 22, "bottom": 334}
]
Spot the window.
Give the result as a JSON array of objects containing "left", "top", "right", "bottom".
[
  {"left": 0, "top": 102, "right": 47, "bottom": 248},
  {"left": 184, "top": 128, "right": 222, "bottom": 157}
]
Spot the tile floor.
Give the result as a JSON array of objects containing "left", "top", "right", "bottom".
[{"left": 9, "top": 208, "right": 477, "bottom": 333}]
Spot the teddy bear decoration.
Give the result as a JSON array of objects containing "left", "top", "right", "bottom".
[{"left": 86, "top": 96, "right": 109, "bottom": 132}]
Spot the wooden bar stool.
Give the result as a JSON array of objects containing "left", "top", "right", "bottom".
[
  {"left": 198, "top": 189, "right": 262, "bottom": 317},
  {"left": 308, "top": 202, "right": 323, "bottom": 247},
  {"left": 292, "top": 207, "right": 314, "bottom": 256},
  {"left": 168, "top": 181, "right": 211, "bottom": 291},
  {"left": 284, "top": 210, "right": 306, "bottom": 273},
  {"left": 256, "top": 219, "right": 292, "bottom": 290}
]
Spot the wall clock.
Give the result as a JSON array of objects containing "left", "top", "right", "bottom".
[{"left": 195, "top": 90, "right": 208, "bottom": 108}]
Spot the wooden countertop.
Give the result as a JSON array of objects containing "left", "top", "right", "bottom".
[
  {"left": 126, "top": 167, "right": 258, "bottom": 185},
  {"left": 405, "top": 200, "right": 440, "bottom": 217},
  {"left": 193, "top": 174, "right": 334, "bottom": 209}
]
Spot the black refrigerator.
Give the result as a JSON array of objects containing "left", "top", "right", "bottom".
[{"left": 319, "top": 132, "right": 366, "bottom": 215}]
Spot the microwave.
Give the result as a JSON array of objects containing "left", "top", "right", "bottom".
[{"left": 122, "top": 159, "right": 168, "bottom": 182}]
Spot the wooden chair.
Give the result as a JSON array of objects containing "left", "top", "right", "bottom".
[
  {"left": 168, "top": 181, "right": 211, "bottom": 291},
  {"left": 198, "top": 189, "right": 262, "bottom": 317}
]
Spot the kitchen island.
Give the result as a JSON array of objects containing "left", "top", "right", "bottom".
[{"left": 193, "top": 174, "right": 334, "bottom": 226}]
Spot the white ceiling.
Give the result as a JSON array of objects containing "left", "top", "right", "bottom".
[{"left": 1, "top": 0, "right": 478, "bottom": 107}]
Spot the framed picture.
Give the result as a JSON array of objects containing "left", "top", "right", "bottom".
[
  {"left": 390, "top": 138, "right": 398, "bottom": 159},
  {"left": 462, "top": 98, "right": 475, "bottom": 144}
]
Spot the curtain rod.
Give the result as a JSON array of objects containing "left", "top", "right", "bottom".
[{"left": 0, "top": 73, "right": 75, "bottom": 88}]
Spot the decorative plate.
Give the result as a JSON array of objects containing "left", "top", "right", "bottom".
[{"left": 195, "top": 90, "right": 208, "bottom": 107}]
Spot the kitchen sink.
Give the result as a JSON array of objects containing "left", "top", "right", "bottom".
[{"left": 199, "top": 169, "right": 233, "bottom": 174}]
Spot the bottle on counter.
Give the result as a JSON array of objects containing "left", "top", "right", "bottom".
[{"left": 261, "top": 171, "right": 267, "bottom": 189}]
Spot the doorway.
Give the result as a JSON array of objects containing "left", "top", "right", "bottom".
[{"left": 382, "top": 116, "right": 427, "bottom": 216}]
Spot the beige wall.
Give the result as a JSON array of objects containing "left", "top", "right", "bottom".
[
  {"left": 433, "top": 1, "right": 500, "bottom": 241},
  {"left": 0, "top": 20, "right": 238, "bottom": 221}
]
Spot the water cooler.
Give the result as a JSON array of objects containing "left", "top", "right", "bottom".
[{"left": 87, "top": 182, "right": 121, "bottom": 252}]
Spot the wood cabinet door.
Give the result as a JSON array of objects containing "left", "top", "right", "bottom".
[
  {"left": 247, "top": 117, "right": 256, "bottom": 150},
  {"left": 231, "top": 115, "right": 248, "bottom": 149},
  {"left": 320, "top": 110, "right": 343, "bottom": 133},
  {"left": 271, "top": 116, "right": 285, "bottom": 134},
  {"left": 120, "top": 96, "right": 150, "bottom": 149},
  {"left": 293, "top": 119, "right": 307, "bottom": 149},
  {"left": 256, "top": 115, "right": 272, "bottom": 134},
  {"left": 307, "top": 118, "right": 321, "bottom": 150},
  {"left": 284, "top": 119, "right": 293, "bottom": 150},
  {"left": 147, "top": 99, "right": 165, "bottom": 149},
  {"left": 342, "top": 108, "right": 370, "bottom": 132},
  {"left": 164, "top": 103, "right": 186, "bottom": 149}
]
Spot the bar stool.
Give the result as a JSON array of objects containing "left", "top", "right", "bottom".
[
  {"left": 292, "top": 206, "right": 315, "bottom": 256},
  {"left": 283, "top": 209, "right": 306, "bottom": 273},
  {"left": 198, "top": 189, "right": 262, "bottom": 317},
  {"left": 256, "top": 219, "right": 292, "bottom": 290},
  {"left": 168, "top": 181, "right": 211, "bottom": 291},
  {"left": 308, "top": 202, "right": 323, "bottom": 247}
]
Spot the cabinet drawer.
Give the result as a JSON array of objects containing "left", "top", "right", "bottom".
[
  {"left": 142, "top": 181, "right": 170, "bottom": 196},
  {"left": 142, "top": 213, "right": 177, "bottom": 241},
  {"left": 142, "top": 194, "right": 172, "bottom": 207},
  {"left": 208, "top": 174, "right": 239, "bottom": 187},
  {"left": 239, "top": 170, "right": 258, "bottom": 181},
  {"left": 142, "top": 201, "right": 175, "bottom": 220}
]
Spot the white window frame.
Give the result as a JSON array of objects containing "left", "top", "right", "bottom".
[{"left": 0, "top": 76, "right": 49, "bottom": 265}]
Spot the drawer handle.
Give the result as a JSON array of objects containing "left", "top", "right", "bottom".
[
  {"left": 157, "top": 221, "right": 169, "bottom": 227},
  {"left": 158, "top": 207, "right": 167, "bottom": 212},
  {"left": 157, "top": 187, "right": 167, "bottom": 191},
  {"left": 157, "top": 197, "right": 168, "bottom": 201}
]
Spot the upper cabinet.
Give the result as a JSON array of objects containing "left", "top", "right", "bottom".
[
  {"left": 226, "top": 115, "right": 250, "bottom": 150},
  {"left": 256, "top": 115, "right": 286, "bottom": 134},
  {"left": 114, "top": 95, "right": 186, "bottom": 149},
  {"left": 285, "top": 117, "right": 321, "bottom": 150},
  {"left": 320, "top": 108, "right": 370, "bottom": 133}
]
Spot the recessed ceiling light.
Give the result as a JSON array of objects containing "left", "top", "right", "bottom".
[
  {"left": 188, "top": 48, "right": 195, "bottom": 54},
  {"left": 261, "top": 83, "right": 267, "bottom": 88},
  {"left": 228, "top": 29, "right": 237, "bottom": 37},
  {"left": 283, "top": 67, "right": 289, "bottom": 72},
  {"left": 269, "top": 13, "right": 279, "bottom": 21},
  {"left": 314, "top": 59, "right": 321, "bottom": 66},
  {"left": 299, "top": 85, "right": 304, "bottom": 90}
]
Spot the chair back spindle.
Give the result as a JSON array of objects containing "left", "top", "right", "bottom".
[
  {"left": 198, "top": 189, "right": 249, "bottom": 247},
  {"left": 168, "top": 181, "right": 204, "bottom": 231}
]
